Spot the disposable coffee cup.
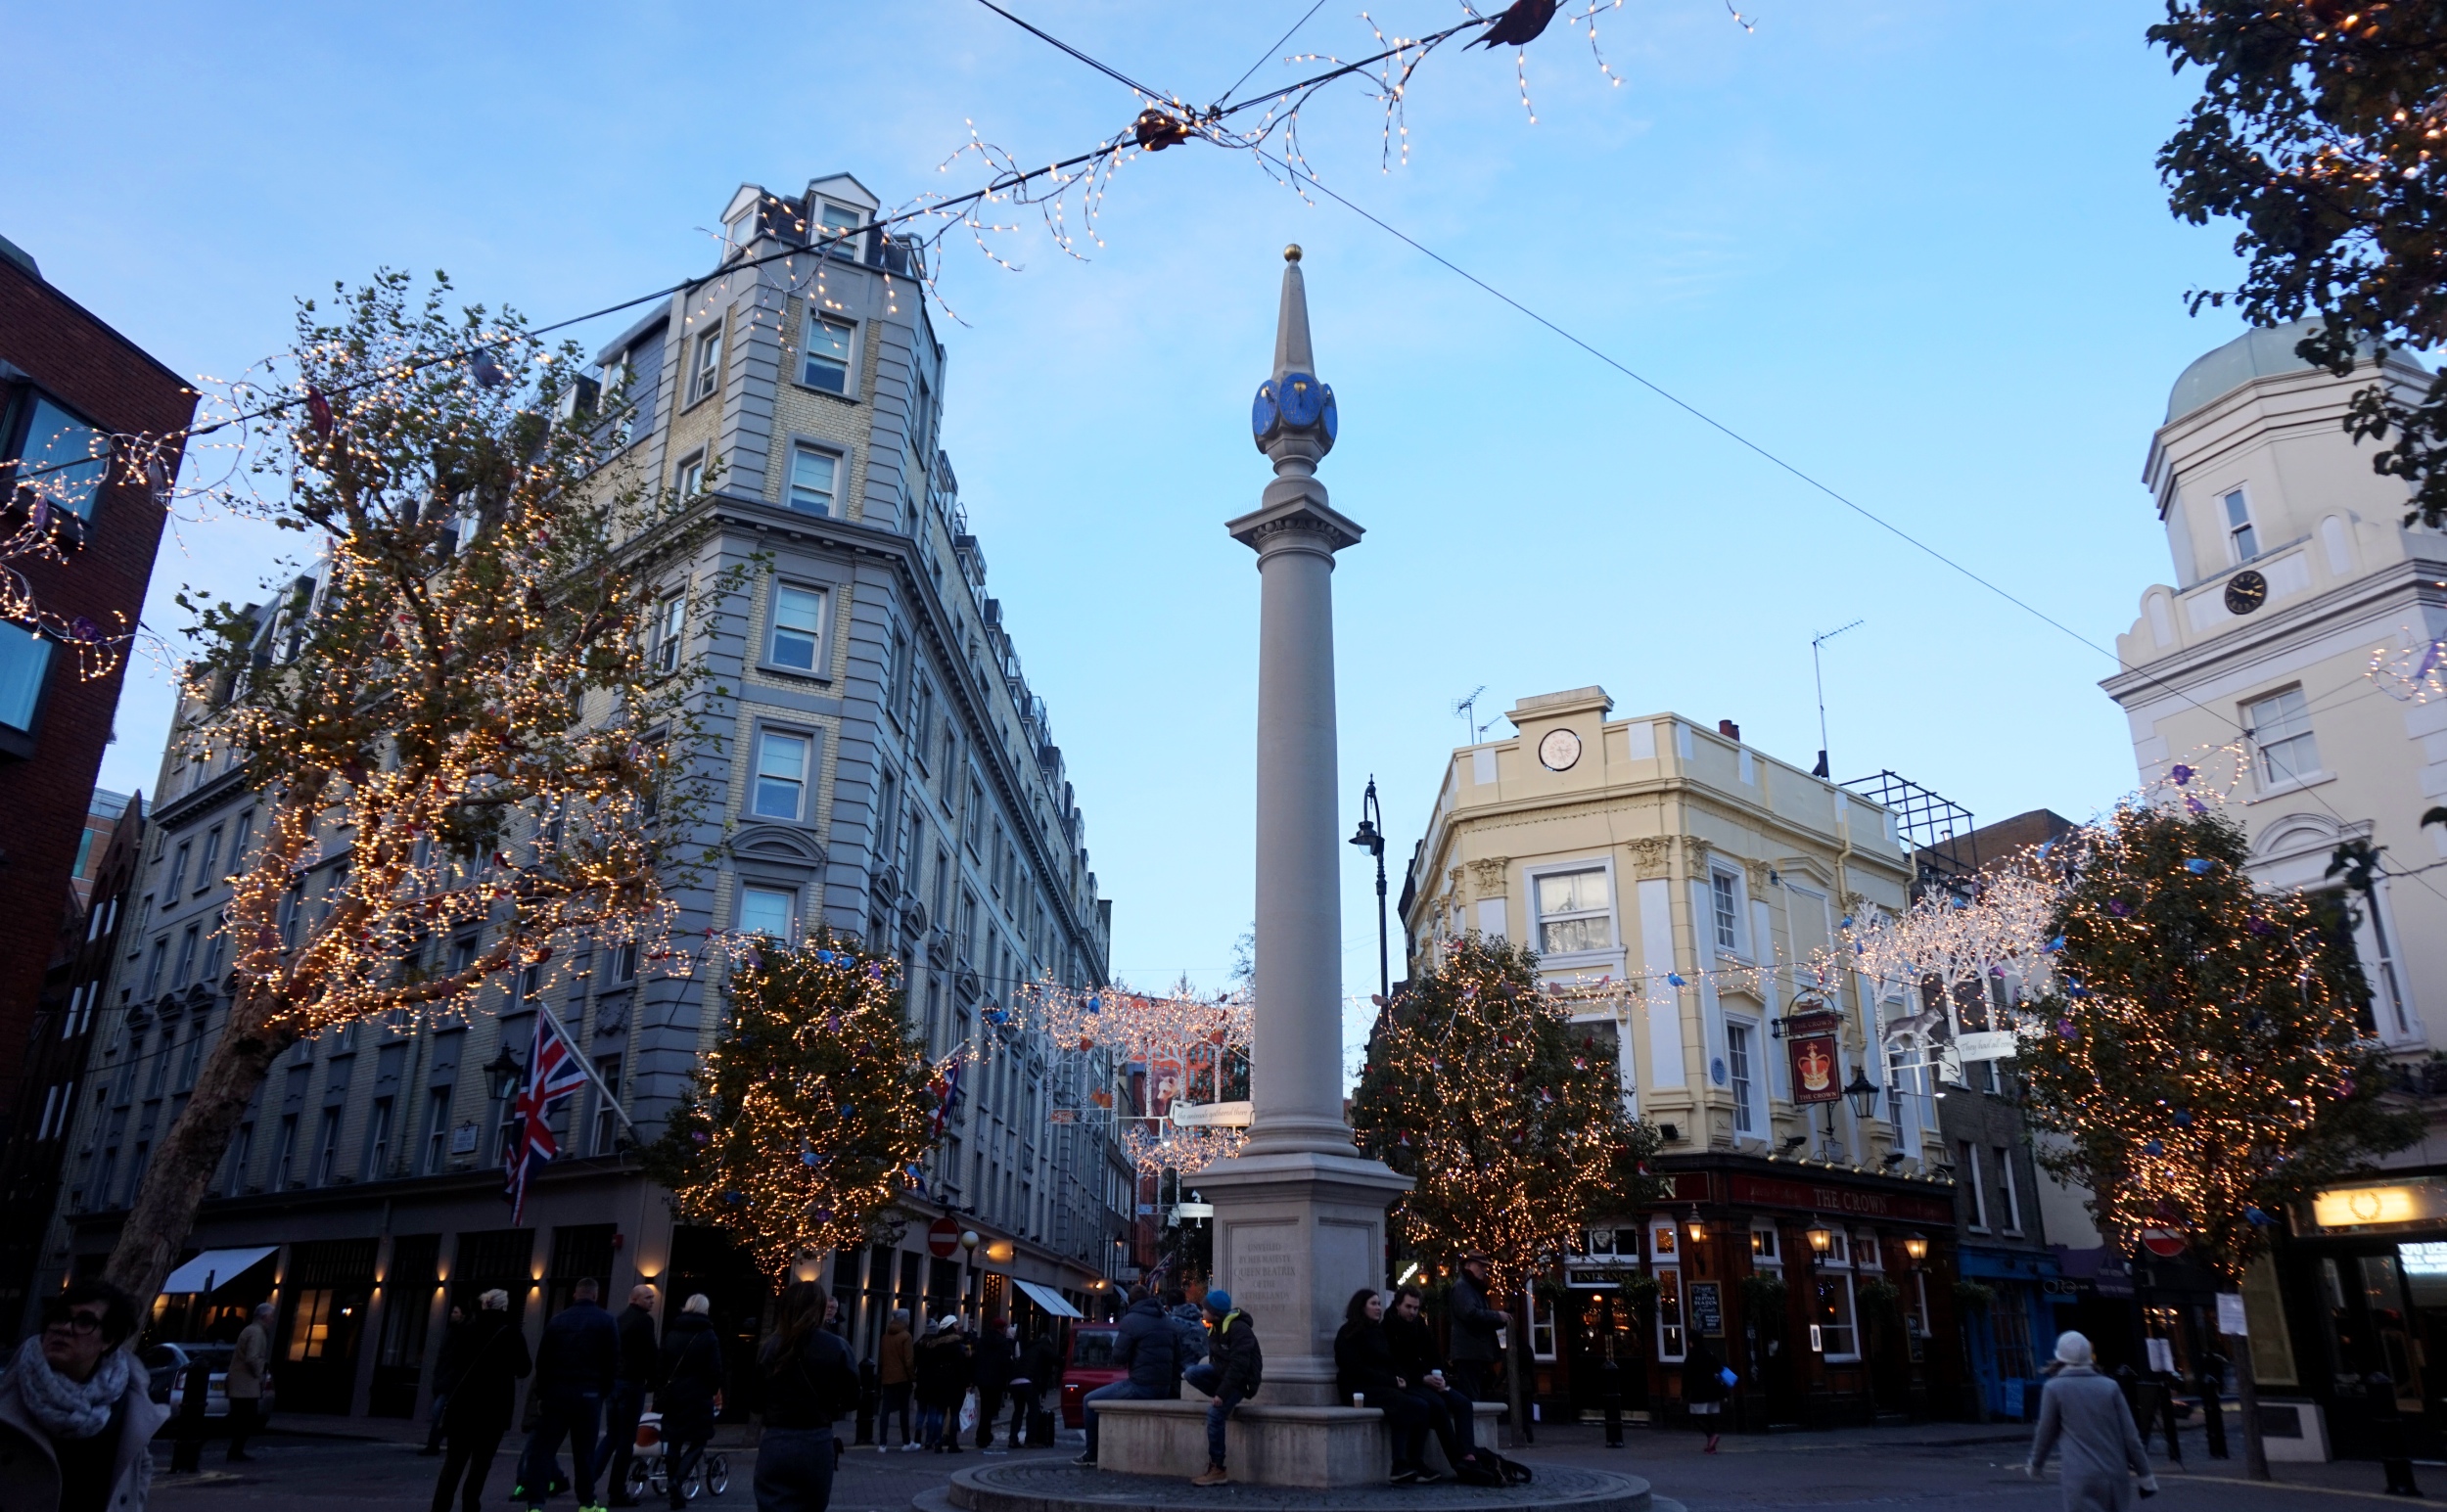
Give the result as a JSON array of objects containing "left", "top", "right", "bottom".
[{"left": 1352, "top": 1394, "right": 1364, "bottom": 1408}]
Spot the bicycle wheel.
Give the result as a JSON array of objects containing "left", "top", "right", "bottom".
[
  {"left": 706, "top": 1455, "right": 729, "bottom": 1496},
  {"left": 625, "top": 1459, "right": 654, "bottom": 1502}
]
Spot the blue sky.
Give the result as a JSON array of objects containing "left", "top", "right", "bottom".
[{"left": 16, "top": 1, "right": 2252, "bottom": 1007}]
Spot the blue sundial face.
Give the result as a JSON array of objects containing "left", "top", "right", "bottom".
[
  {"left": 1319, "top": 387, "right": 1337, "bottom": 443},
  {"left": 1252, "top": 381, "right": 1279, "bottom": 440},
  {"left": 1278, "top": 371, "right": 1325, "bottom": 428}
]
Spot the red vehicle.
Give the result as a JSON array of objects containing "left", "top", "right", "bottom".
[{"left": 1058, "top": 1324, "right": 1123, "bottom": 1429}]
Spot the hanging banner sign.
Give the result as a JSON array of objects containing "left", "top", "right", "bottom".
[{"left": 1785, "top": 1010, "right": 1842, "bottom": 1105}]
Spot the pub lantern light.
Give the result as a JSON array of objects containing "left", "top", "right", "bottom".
[
  {"left": 1685, "top": 1208, "right": 1708, "bottom": 1246},
  {"left": 485, "top": 1045, "right": 524, "bottom": 1100},
  {"left": 1902, "top": 1232, "right": 1930, "bottom": 1267},
  {"left": 1843, "top": 1065, "right": 1878, "bottom": 1121},
  {"left": 1805, "top": 1218, "right": 1835, "bottom": 1257}
]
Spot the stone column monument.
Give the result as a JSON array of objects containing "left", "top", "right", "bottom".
[{"left": 1197, "top": 247, "right": 1411, "bottom": 1407}]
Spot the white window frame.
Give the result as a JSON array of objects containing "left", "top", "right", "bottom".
[
  {"left": 785, "top": 440, "right": 842, "bottom": 514},
  {"left": 799, "top": 311, "right": 857, "bottom": 395},
  {"left": 1813, "top": 1271, "right": 1860, "bottom": 1362},
  {"left": 1708, "top": 866, "right": 1747, "bottom": 958},
  {"left": 1524, "top": 857, "right": 1618, "bottom": 966},
  {"left": 751, "top": 727, "right": 815, "bottom": 823},
  {"left": 690, "top": 327, "right": 724, "bottom": 404},
  {"left": 765, "top": 582, "right": 829, "bottom": 676},
  {"left": 2223, "top": 485, "right": 2258, "bottom": 564},
  {"left": 1854, "top": 1231, "right": 1881, "bottom": 1271},
  {"left": 1996, "top": 1146, "right": 2023, "bottom": 1235},
  {"left": 1960, "top": 1139, "right": 1990, "bottom": 1232},
  {"left": 2244, "top": 685, "right": 2321, "bottom": 791},
  {"left": 1749, "top": 1223, "right": 1780, "bottom": 1269},
  {"left": 814, "top": 200, "right": 865, "bottom": 260},
  {"left": 676, "top": 452, "right": 708, "bottom": 498},
  {"left": 652, "top": 594, "right": 686, "bottom": 674},
  {"left": 737, "top": 882, "right": 799, "bottom": 941},
  {"left": 1725, "top": 1016, "right": 1760, "bottom": 1137}
]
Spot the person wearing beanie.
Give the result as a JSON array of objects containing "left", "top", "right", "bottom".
[
  {"left": 1180, "top": 1290, "right": 1262, "bottom": 1488},
  {"left": 2026, "top": 1332, "right": 2159, "bottom": 1509}
]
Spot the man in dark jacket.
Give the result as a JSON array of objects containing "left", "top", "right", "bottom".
[
  {"left": 432, "top": 1290, "right": 533, "bottom": 1512},
  {"left": 600, "top": 1285, "right": 660, "bottom": 1505},
  {"left": 1444, "top": 1255, "right": 1505, "bottom": 1404},
  {"left": 971, "top": 1317, "right": 1018, "bottom": 1452},
  {"left": 1387, "top": 1285, "right": 1478, "bottom": 1469},
  {"left": 655, "top": 1296, "right": 724, "bottom": 1510},
  {"left": 516, "top": 1278, "right": 621, "bottom": 1512},
  {"left": 424, "top": 1306, "right": 470, "bottom": 1455},
  {"left": 1074, "top": 1288, "right": 1177, "bottom": 1468},
  {"left": 1180, "top": 1291, "right": 1261, "bottom": 1488}
]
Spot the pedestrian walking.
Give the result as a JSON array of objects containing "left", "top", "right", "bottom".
[
  {"left": 1386, "top": 1284, "right": 1481, "bottom": 1475},
  {"left": 431, "top": 1290, "right": 532, "bottom": 1512},
  {"left": 1016, "top": 1329, "right": 1059, "bottom": 1447},
  {"left": 1444, "top": 1254, "right": 1505, "bottom": 1406},
  {"left": 2024, "top": 1332, "right": 2158, "bottom": 1511},
  {"left": 603, "top": 1286, "right": 660, "bottom": 1505},
  {"left": 752, "top": 1281, "right": 860, "bottom": 1512},
  {"left": 1684, "top": 1336, "right": 1729, "bottom": 1454},
  {"left": 1075, "top": 1286, "right": 1178, "bottom": 1469},
  {"left": 654, "top": 1296, "right": 724, "bottom": 1510},
  {"left": 912, "top": 1316, "right": 970, "bottom": 1453},
  {"left": 1178, "top": 1290, "right": 1260, "bottom": 1489},
  {"left": 224, "top": 1302, "right": 273, "bottom": 1463},
  {"left": 971, "top": 1318, "right": 1017, "bottom": 1452},
  {"left": 424, "top": 1306, "right": 470, "bottom": 1456},
  {"left": 516, "top": 1277, "right": 621, "bottom": 1512},
  {"left": 1336, "top": 1290, "right": 1435, "bottom": 1485},
  {"left": 874, "top": 1310, "right": 916, "bottom": 1452},
  {"left": 853, "top": 1355, "right": 879, "bottom": 1447},
  {"left": 0, "top": 1279, "right": 163, "bottom": 1512}
]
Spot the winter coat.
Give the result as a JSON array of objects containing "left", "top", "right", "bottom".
[
  {"left": 1445, "top": 1273, "right": 1505, "bottom": 1365},
  {"left": 1018, "top": 1335, "right": 1059, "bottom": 1396},
  {"left": 1333, "top": 1319, "right": 1402, "bottom": 1401},
  {"left": 1684, "top": 1340, "right": 1728, "bottom": 1405},
  {"left": 1170, "top": 1304, "right": 1210, "bottom": 1367},
  {"left": 654, "top": 1313, "right": 724, "bottom": 1438},
  {"left": 877, "top": 1321, "right": 916, "bottom": 1388},
  {"left": 2028, "top": 1365, "right": 2157, "bottom": 1512},
  {"left": 534, "top": 1300, "right": 620, "bottom": 1397},
  {"left": 1112, "top": 1298, "right": 1177, "bottom": 1393},
  {"left": 432, "top": 1320, "right": 473, "bottom": 1397},
  {"left": 1205, "top": 1309, "right": 1262, "bottom": 1401},
  {"left": 225, "top": 1322, "right": 269, "bottom": 1399},
  {"left": 0, "top": 1348, "right": 166, "bottom": 1512},
  {"left": 760, "top": 1327, "right": 858, "bottom": 1432},
  {"left": 441, "top": 1310, "right": 533, "bottom": 1437},
  {"left": 971, "top": 1331, "right": 1017, "bottom": 1395},
  {"left": 1383, "top": 1311, "right": 1446, "bottom": 1385},
  {"left": 912, "top": 1332, "right": 970, "bottom": 1409},
  {"left": 616, "top": 1305, "right": 660, "bottom": 1387}
]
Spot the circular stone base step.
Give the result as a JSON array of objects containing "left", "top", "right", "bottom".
[{"left": 915, "top": 1460, "right": 1662, "bottom": 1512}]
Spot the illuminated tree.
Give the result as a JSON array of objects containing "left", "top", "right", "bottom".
[
  {"left": 1352, "top": 935, "right": 1663, "bottom": 1427},
  {"left": 643, "top": 936, "right": 942, "bottom": 1279},
  {"left": 2152, "top": 1, "right": 2447, "bottom": 525},
  {"left": 106, "top": 271, "right": 735, "bottom": 1300},
  {"left": 2017, "top": 802, "right": 2418, "bottom": 1477}
]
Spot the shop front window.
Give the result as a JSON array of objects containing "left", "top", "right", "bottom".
[
  {"left": 1656, "top": 1267, "right": 1686, "bottom": 1361},
  {"left": 1814, "top": 1274, "right": 1858, "bottom": 1360}
]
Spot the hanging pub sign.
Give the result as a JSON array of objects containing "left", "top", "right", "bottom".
[{"left": 1784, "top": 1007, "right": 1843, "bottom": 1105}]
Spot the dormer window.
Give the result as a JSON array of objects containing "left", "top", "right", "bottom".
[
  {"left": 2224, "top": 488, "right": 2258, "bottom": 563},
  {"left": 725, "top": 210, "right": 757, "bottom": 257},
  {"left": 816, "top": 201, "right": 864, "bottom": 261}
]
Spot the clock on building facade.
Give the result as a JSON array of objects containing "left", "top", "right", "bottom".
[
  {"left": 2224, "top": 569, "right": 2269, "bottom": 616},
  {"left": 1539, "top": 728, "right": 1583, "bottom": 771}
]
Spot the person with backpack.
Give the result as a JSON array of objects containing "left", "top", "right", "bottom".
[
  {"left": 431, "top": 1290, "right": 532, "bottom": 1512},
  {"left": 1335, "top": 1290, "right": 1435, "bottom": 1485},
  {"left": 1076, "top": 1287, "right": 1177, "bottom": 1469},
  {"left": 755, "top": 1282, "right": 859, "bottom": 1512},
  {"left": 655, "top": 1296, "right": 724, "bottom": 1510},
  {"left": 1178, "top": 1290, "right": 1261, "bottom": 1489}
]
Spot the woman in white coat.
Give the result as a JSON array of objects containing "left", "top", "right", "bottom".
[{"left": 2025, "top": 1332, "right": 2159, "bottom": 1511}]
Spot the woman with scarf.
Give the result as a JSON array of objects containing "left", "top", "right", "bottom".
[{"left": 0, "top": 1279, "right": 164, "bottom": 1512}]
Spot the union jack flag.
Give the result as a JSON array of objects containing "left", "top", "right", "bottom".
[{"left": 504, "top": 1013, "right": 590, "bottom": 1225}]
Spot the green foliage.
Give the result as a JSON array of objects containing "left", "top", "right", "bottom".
[
  {"left": 2016, "top": 804, "right": 2419, "bottom": 1282},
  {"left": 1739, "top": 1272, "right": 1786, "bottom": 1330},
  {"left": 1954, "top": 1279, "right": 1997, "bottom": 1310},
  {"left": 643, "top": 934, "right": 941, "bottom": 1280},
  {"left": 1351, "top": 934, "right": 1665, "bottom": 1293},
  {"left": 2152, "top": 2, "right": 2447, "bottom": 526},
  {"left": 1858, "top": 1278, "right": 1903, "bottom": 1318}
]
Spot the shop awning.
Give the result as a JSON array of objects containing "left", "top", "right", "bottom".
[
  {"left": 1012, "top": 1280, "right": 1083, "bottom": 1318},
  {"left": 161, "top": 1247, "right": 278, "bottom": 1295}
]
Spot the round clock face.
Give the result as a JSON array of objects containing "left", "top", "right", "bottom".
[
  {"left": 2224, "top": 569, "right": 2270, "bottom": 616},
  {"left": 1319, "top": 388, "right": 1338, "bottom": 444},
  {"left": 1539, "top": 727, "right": 1583, "bottom": 772},
  {"left": 1278, "top": 371, "right": 1325, "bottom": 428},
  {"left": 1251, "top": 381, "right": 1279, "bottom": 440}
]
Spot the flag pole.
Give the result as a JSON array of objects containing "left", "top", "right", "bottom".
[{"left": 536, "top": 1001, "right": 637, "bottom": 1133}]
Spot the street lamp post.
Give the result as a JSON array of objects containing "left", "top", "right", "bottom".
[{"left": 1348, "top": 776, "right": 1388, "bottom": 1002}]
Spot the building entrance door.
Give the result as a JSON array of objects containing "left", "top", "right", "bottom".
[{"left": 278, "top": 1238, "right": 378, "bottom": 1413}]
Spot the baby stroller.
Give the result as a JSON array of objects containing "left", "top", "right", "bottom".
[{"left": 623, "top": 1411, "right": 731, "bottom": 1502}]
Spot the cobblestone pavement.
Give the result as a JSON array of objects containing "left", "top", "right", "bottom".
[{"left": 146, "top": 1415, "right": 2411, "bottom": 1512}]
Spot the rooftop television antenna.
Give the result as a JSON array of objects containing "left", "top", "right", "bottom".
[
  {"left": 1452, "top": 685, "right": 1490, "bottom": 741},
  {"left": 1810, "top": 620, "right": 1864, "bottom": 778}
]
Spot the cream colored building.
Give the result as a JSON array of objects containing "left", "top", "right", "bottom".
[{"left": 1398, "top": 686, "right": 1938, "bottom": 1168}]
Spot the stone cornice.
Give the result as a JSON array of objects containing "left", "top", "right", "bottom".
[{"left": 2103, "top": 552, "right": 2447, "bottom": 706}]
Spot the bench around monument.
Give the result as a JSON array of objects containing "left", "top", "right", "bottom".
[{"left": 1091, "top": 1395, "right": 1507, "bottom": 1488}]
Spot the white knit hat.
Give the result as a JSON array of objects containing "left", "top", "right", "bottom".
[{"left": 2055, "top": 1331, "right": 2094, "bottom": 1366}]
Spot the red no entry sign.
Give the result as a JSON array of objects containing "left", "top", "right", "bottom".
[
  {"left": 928, "top": 1216, "right": 961, "bottom": 1259},
  {"left": 2141, "top": 1227, "right": 2187, "bottom": 1259}
]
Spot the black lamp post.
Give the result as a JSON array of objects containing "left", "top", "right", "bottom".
[
  {"left": 1348, "top": 775, "right": 1388, "bottom": 1001},
  {"left": 485, "top": 1045, "right": 524, "bottom": 1100}
]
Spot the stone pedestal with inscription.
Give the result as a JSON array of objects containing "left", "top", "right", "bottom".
[{"left": 1192, "top": 247, "right": 1410, "bottom": 1420}]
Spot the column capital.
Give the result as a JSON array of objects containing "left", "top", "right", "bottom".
[{"left": 1226, "top": 490, "right": 1364, "bottom": 556}]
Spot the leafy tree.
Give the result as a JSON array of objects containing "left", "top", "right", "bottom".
[
  {"left": 2153, "top": 2, "right": 2447, "bottom": 525},
  {"left": 1352, "top": 935, "right": 1663, "bottom": 1431},
  {"left": 2017, "top": 802, "right": 2418, "bottom": 1477},
  {"left": 643, "top": 935, "right": 943, "bottom": 1280},
  {"left": 108, "top": 272, "right": 731, "bottom": 1300}
]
